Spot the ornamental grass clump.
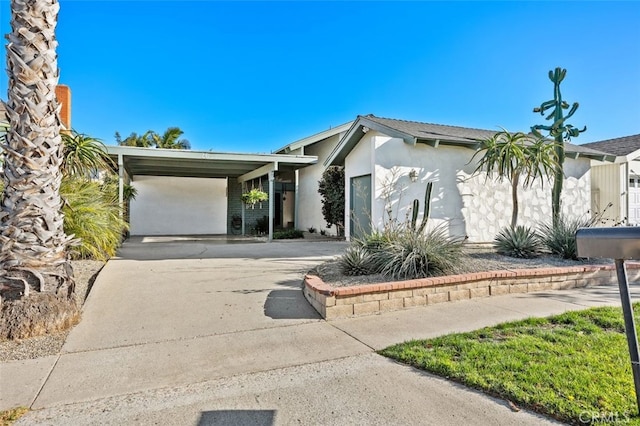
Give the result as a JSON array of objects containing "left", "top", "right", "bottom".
[
  {"left": 494, "top": 225, "right": 543, "bottom": 258},
  {"left": 379, "top": 226, "right": 464, "bottom": 280},
  {"left": 538, "top": 214, "right": 594, "bottom": 260},
  {"left": 61, "top": 178, "right": 128, "bottom": 261}
]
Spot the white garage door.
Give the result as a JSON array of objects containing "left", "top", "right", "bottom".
[
  {"left": 130, "top": 176, "right": 228, "bottom": 235},
  {"left": 629, "top": 178, "right": 640, "bottom": 225}
]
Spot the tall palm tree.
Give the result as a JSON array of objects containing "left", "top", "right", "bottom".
[
  {"left": 150, "top": 127, "right": 190, "bottom": 149},
  {"left": 115, "top": 127, "right": 190, "bottom": 149},
  {"left": 115, "top": 131, "right": 154, "bottom": 148},
  {"left": 1, "top": 0, "right": 77, "bottom": 336},
  {"left": 470, "top": 130, "right": 558, "bottom": 229}
]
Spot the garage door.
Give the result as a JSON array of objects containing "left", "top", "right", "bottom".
[
  {"left": 629, "top": 177, "right": 640, "bottom": 225},
  {"left": 130, "top": 176, "right": 228, "bottom": 235}
]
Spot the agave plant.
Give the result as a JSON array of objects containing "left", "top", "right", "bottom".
[
  {"left": 339, "top": 246, "right": 377, "bottom": 276},
  {"left": 494, "top": 226, "right": 542, "bottom": 259},
  {"left": 538, "top": 214, "right": 595, "bottom": 260}
]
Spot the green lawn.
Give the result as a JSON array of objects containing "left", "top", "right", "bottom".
[{"left": 380, "top": 304, "right": 640, "bottom": 425}]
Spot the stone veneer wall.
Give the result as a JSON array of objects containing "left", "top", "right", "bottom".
[
  {"left": 458, "top": 173, "right": 590, "bottom": 242},
  {"left": 304, "top": 263, "right": 640, "bottom": 320}
]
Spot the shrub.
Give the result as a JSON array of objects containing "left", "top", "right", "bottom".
[
  {"left": 307, "top": 227, "right": 317, "bottom": 233},
  {"left": 61, "top": 178, "right": 128, "bottom": 261},
  {"left": 379, "top": 226, "right": 464, "bottom": 280},
  {"left": 318, "top": 166, "right": 345, "bottom": 236},
  {"left": 273, "top": 229, "right": 304, "bottom": 239},
  {"left": 493, "top": 226, "right": 542, "bottom": 258},
  {"left": 254, "top": 216, "right": 269, "bottom": 234},
  {"left": 538, "top": 214, "right": 595, "bottom": 260},
  {"left": 339, "top": 246, "right": 377, "bottom": 276}
]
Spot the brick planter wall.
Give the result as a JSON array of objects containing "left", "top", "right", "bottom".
[{"left": 303, "top": 263, "right": 640, "bottom": 320}]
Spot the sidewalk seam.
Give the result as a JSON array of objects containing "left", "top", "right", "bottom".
[{"left": 29, "top": 354, "right": 61, "bottom": 409}]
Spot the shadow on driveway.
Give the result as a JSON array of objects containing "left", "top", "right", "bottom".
[{"left": 116, "top": 237, "right": 348, "bottom": 261}]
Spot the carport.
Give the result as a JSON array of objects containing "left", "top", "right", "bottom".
[{"left": 106, "top": 146, "right": 318, "bottom": 241}]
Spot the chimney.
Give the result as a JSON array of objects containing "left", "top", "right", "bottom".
[{"left": 55, "top": 84, "right": 71, "bottom": 129}]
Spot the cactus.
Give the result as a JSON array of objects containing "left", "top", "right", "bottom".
[
  {"left": 531, "top": 67, "right": 586, "bottom": 227},
  {"left": 410, "top": 182, "right": 433, "bottom": 233},
  {"left": 411, "top": 199, "right": 420, "bottom": 231}
]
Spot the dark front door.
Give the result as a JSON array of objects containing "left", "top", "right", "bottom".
[{"left": 350, "top": 174, "right": 372, "bottom": 239}]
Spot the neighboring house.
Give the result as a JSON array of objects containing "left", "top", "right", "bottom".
[
  {"left": 583, "top": 134, "right": 640, "bottom": 225},
  {"left": 323, "top": 115, "right": 612, "bottom": 242}
]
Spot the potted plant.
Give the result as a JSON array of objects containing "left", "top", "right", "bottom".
[{"left": 241, "top": 188, "right": 268, "bottom": 205}]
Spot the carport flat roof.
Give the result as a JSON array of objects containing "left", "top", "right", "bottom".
[{"left": 107, "top": 146, "right": 318, "bottom": 181}]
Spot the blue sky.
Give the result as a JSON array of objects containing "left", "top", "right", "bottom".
[{"left": 1, "top": 1, "right": 639, "bottom": 152}]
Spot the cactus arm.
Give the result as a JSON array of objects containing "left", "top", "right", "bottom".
[
  {"left": 418, "top": 182, "right": 433, "bottom": 234},
  {"left": 411, "top": 199, "right": 419, "bottom": 231}
]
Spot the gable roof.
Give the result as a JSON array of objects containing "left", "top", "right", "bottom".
[
  {"left": 274, "top": 121, "right": 353, "bottom": 154},
  {"left": 581, "top": 134, "right": 640, "bottom": 158},
  {"left": 325, "top": 114, "right": 615, "bottom": 166}
]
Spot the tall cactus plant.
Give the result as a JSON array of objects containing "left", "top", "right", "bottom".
[
  {"left": 410, "top": 181, "right": 433, "bottom": 234},
  {"left": 531, "top": 67, "right": 586, "bottom": 227}
]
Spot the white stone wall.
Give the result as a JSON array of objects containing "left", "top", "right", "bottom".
[
  {"left": 344, "top": 131, "right": 593, "bottom": 242},
  {"left": 458, "top": 162, "right": 591, "bottom": 242}
]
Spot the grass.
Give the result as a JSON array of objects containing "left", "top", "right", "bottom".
[
  {"left": 380, "top": 304, "right": 640, "bottom": 425},
  {"left": 0, "top": 407, "right": 28, "bottom": 426}
]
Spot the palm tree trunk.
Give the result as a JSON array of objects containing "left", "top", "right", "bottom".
[
  {"left": 511, "top": 172, "right": 519, "bottom": 229},
  {"left": 1, "top": 0, "right": 75, "bottom": 304}
]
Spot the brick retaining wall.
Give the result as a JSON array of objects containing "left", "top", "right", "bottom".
[{"left": 303, "top": 263, "right": 640, "bottom": 320}]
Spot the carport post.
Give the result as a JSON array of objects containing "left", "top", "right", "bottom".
[
  {"left": 615, "top": 259, "right": 640, "bottom": 411},
  {"left": 118, "top": 154, "right": 124, "bottom": 219},
  {"left": 241, "top": 196, "right": 246, "bottom": 236},
  {"left": 268, "top": 171, "right": 274, "bottom": 242}
]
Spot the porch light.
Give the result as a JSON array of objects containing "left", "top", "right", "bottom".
[{"left": 409, "top": 169, "right": 418, "bottom": 183}]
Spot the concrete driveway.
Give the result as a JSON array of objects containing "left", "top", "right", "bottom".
[{"left": 8, "top": 237, "right": 633, "bottom": 424}]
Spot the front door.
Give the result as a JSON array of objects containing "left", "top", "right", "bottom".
[{"left": 350, "top": 174, "right": 372, "bottom": 239}]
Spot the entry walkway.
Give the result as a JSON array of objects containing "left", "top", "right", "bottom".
[{"left": 4, "top": 239, "right": 638, "bottom": 425}]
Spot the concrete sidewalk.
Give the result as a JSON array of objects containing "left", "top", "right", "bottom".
[{"left": 3, "top": 239, "right": 638, "bottom": 425}]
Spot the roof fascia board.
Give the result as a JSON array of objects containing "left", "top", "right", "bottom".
[
  {"left": 324, "top": 116, "right": 416, "bottom": 166},
  {"left": 238, "top": 162, "right": 278, "bottom": 183},
  {"left": 624, "top": 149, "right": 640, "bottom": 163},
  {"left": 106, "top": 145, "right": 317, "bottom": 165},
  {"left": 324, "top": 120, "right": 363, "bottom": 166},
  {"left": 274, "top": 121, "right": 354, "bottom": 154}
]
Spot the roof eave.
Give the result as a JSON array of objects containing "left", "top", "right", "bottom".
[{"left": 274, "top": 121, "right": 354, "bottom": 154}]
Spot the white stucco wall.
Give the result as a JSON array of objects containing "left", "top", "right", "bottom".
[
  {"left": 130, "top": 175, "right": 228, "bottom": 235},
  {"left": 344, "top": 132, "right": 593, "bottom": 242},
  {"left": 296, "top": 133, "right": 345, "bottom": 235}
]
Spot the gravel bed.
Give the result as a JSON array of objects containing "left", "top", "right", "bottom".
[
  {"left": 0, "top": 260, "right": 105, "bottom": 362},
  {"left": 312, "top": 247, "right": 613, "bottom": 288}
]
